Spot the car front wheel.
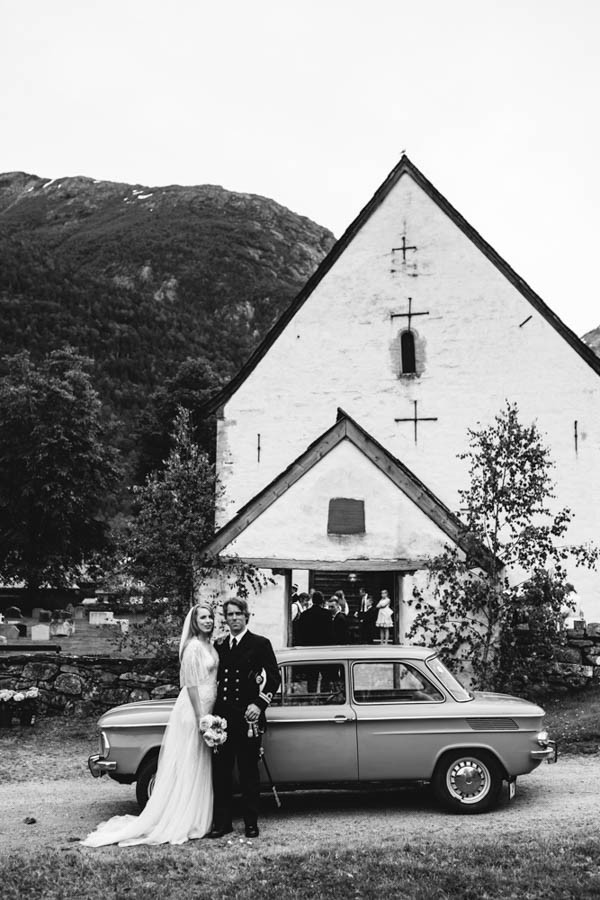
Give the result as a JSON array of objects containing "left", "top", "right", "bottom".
[
  {"left": 136, "top": 755, "right": 158, "bottom": 810},
  {"left": 433, "top": 750, "right": 503, "bottom": 814}
]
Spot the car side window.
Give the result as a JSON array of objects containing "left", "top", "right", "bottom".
[
  {"left": 276, "top": 664, "right": 347, "bottom": 706},
  {"left": 352, "top": 662, "right": 443, "bottom": 703}
]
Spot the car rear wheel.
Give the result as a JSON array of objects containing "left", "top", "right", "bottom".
[
  {"left": 433, "top": 750, "right": 503, "bottom": 814},
  {"left": 136, "top": 755, "right": 158, "bottom": 810}
]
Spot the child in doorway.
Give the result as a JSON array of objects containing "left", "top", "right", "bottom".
[{"left": 376, "top": 589, "right": 393, "bottom": 644}]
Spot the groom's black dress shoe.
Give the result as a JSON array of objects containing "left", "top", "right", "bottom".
[
  {"left": 245, "top": 825, "right": 259, "bottom": 838},
  {"left": 206, "top": 826, "right": 233, "bottom": 839}
]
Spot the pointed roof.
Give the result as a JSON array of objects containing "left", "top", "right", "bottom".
[
  {"left": 199, "top": 408, "right": 493, "bottom": 570},
  {"left": 203, "top": 155, "right": 600, "bottom": 414}
]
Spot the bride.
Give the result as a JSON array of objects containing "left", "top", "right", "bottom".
[{"left": 81, "top": 603, "right": 219, "bottom": 846}]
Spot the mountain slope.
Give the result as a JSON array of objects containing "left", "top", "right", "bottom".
[
  {"left": 0, "top": 172, "right": 335, "bottom": 429},
  {"left": 582, "top": 324, "right": 600, "bottom": 356}
]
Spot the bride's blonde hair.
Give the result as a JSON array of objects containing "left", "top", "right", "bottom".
[{"left": 179, "top": 603, "right": 214, "bottom": 661}]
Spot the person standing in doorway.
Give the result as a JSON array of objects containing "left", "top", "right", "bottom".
[
  {"left": 328, "top": 597, "right": 350, "bottom": 644},
  {"left": 376, "top": 589, "right": 393, "bottom": 645},
  {"left": 295, "top": 590, "right": 334, "bottom": 645}
]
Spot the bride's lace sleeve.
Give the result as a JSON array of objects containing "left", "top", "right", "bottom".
[{"left": 180, "top": 641, "right": 210, "bottom": 688}]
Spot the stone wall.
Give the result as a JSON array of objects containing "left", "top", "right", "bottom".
[
  {"left": 1, "top": 623, "right": 599, "bottom": 718},
  {"left": 0, "top": 654, "right": 180, "bottom": 717},
  {"left": 542, "top": 623, "right": 600, "bottom": 693}
]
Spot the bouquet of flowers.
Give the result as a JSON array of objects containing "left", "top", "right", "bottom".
[
  {"left": 199, "top": 714, "right": 227, "bottom": 752},
  {"left": 0, "top": 686, "right": 40, "bottom": 726}
]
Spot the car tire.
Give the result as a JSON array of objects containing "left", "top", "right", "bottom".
[
  {"left": 136, "top": 755, "right": 158, "bottom": 810},
  {"left": 432, "top": 750, "right": 503, "bottom": 814}
]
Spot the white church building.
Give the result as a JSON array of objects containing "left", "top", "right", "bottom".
[{"left": 200, "top": 155, "right": 600, "bottom": 648}]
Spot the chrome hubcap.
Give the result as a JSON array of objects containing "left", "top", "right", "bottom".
[
  {"left": 147, "top": 774, "right": 156, "bottom": 798},
  {"left": 447, "top": 758, "right": 490, "bottom": 804}
]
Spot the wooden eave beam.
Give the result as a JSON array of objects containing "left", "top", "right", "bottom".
[{"left": 214, "top": 557, "right": 429, "bottom": 572}]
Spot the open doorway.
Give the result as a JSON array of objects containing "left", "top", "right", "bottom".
[{"left": 308, "top": 571, "right": 400, "bottom": 643}]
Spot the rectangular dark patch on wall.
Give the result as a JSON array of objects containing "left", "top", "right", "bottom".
[{"left": 327, "top": 498, "right": 365, "bottom": 534}]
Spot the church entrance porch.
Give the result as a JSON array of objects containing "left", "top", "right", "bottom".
[{"left": 289, "top": 569, "right": 408, "bottom": 646}]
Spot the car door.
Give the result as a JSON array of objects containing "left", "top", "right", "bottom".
[
  {"left": 352, "top": 659, "right": 447, "bottom": 781},
  {"left": 263, "top": 660, "right": 358, "bottom": 784}
]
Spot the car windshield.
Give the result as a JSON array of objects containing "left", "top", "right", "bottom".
[{"left": 426, "top": 656, "right": 472, "bottom": 702}]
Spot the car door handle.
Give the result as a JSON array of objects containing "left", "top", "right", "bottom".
[{"left": 333, "top": 715, "right": 351, "bottom": 723}]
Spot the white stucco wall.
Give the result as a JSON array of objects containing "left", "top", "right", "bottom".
[
  {"left": 196, "top": 568, "right": 287, "bottom": 649},
  {"left": 215, "top": 170, "right": 600, "bottom": 620},
  {"left": 225, "top": 440, "right": 452, "bottom": 562}
]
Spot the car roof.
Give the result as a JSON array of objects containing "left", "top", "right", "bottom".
[{"left": 275, "top": 644, "right": 438, "bottom": 663}]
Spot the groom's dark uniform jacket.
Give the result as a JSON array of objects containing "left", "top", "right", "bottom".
[
  {"left": 212, "top": 630, "right": 280, "bottom": 830},
  {"left": 214, "top": 630, "right": 280, "bottom": 728}
]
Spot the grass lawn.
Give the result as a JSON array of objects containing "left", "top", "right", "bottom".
[
  {"left": 542, "top": 686, "right": 600, "bottom": 753},
  {"left": 1, "top": 837, "right": 599, "bottom": 899},
  {"left": 0, "top": 716, "right": 97, "bottom": 784}
]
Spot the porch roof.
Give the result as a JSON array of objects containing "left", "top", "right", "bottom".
[{"left": 200, "top": 409, "right": 495, "bottom": 572}]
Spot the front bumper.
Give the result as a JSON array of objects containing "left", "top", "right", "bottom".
[
  {"left": 530, "top": 740, "right": 558, "bottom": 763},
  {"left": 88, "top": 754, "right": 117, "bottom": 778}
]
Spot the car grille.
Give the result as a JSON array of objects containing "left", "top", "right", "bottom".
[{"left": 466, "top": 717, "right": 518, "bottom": 731}]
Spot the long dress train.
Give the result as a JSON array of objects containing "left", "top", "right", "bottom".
[{"left": 81, "top": 637, "right": 218, "bottom": 846}]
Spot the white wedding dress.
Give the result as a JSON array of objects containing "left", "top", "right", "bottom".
[{"left": 82, "top": 637, "right": 218, "bottom": 847}]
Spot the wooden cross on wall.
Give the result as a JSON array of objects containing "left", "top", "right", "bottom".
[
  {"left": 390, "top": 297, "right": 429, "bottom": 330},
  {"left": 395, "top": 400, "right": 438, "bottom": 444}
]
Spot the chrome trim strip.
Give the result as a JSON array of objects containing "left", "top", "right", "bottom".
[
  {"left": 101, "top": 722, "right": 168, "bottom": 729},
  {"left": 268, "top": 718, "right": 356, "bottom": 724},
  {"left": 353, "top": 715, "right": 538, "bottom": 723}
]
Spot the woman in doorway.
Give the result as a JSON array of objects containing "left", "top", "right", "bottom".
[{"left": 334, "top": 590, "right": 349, "bottom": 616}]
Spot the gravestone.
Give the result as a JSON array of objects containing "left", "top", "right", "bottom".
[
  {"left": 0, "top": 624, "right": 19, "bottom": 641},
  {"left": 31, "top": 623, "right": 51, "bottom": 641},
  {"left": 89, "top": 610, "right": 115, "bottom": 626},
  {"left": 73, "top": 606, "right": 87, "bottom": 621}
]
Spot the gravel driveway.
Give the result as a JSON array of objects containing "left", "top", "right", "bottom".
[{"left": 0, "top": 755, "right": 597, "bottom": 855}]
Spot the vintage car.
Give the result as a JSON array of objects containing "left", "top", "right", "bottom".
[{"left": 88, "top": 645, "right": 557, "bottom": 814}]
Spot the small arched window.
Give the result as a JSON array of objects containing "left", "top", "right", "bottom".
[{"left": 401, "top": 330, "right": 416, "bottom": 374}]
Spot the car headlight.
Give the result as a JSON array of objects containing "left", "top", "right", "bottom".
[
  {"left": 536, "top": 730, "right": 549, "bottom": 746},
  {"left": 99, "top": 730, "right": 111, "bottom": 757}
]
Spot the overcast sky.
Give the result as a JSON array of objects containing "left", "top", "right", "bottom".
[{"left": 2, "top": 0, "right": 599, "bottom": 335}]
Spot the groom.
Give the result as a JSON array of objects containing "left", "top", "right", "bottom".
[{"left": 208, "top": 597, "right": 280, "bottom": 839}]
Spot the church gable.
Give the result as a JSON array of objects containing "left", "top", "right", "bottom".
[
  {"left": 212, "top": 155, "right": 600, "bottom": 526},
  {"left": 207, "top": 154, "right": 600, "bottom": 417},
  {"left": 202, "top": 412, "right": 482, "bottom": 569}
]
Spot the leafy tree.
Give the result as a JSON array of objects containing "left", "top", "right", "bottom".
[
  {"left": 121, "top": 407, "right": 264, "bottom": 655},
  {"left": 126, "top": 407, "right": 218, "bottom": 611},
  {"left": 408, "top": 402, "right": 598, "bottom": 691},
  {"left": 0, "top": 348, "right": 119, "bottom": 591},
  {"left": 133, "top": 356, "right": 225, "bottom": 480}
]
